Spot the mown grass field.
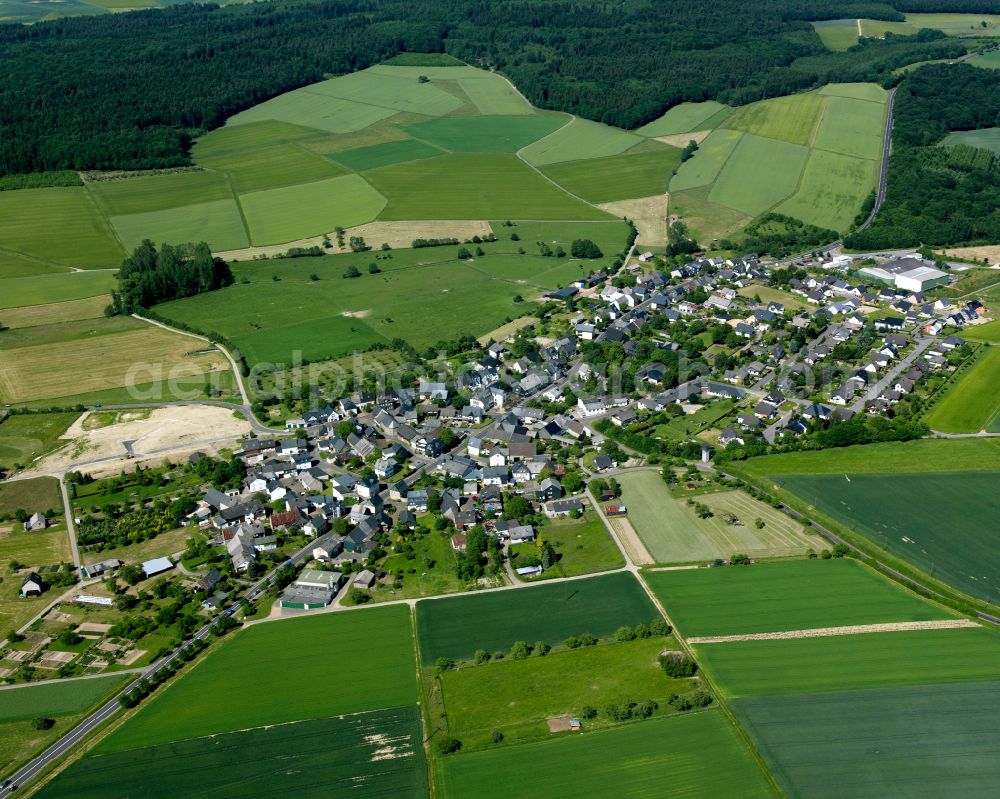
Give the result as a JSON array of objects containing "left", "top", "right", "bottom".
[
  {"left": 969, "top": 49, "right": 1000, "bottom": 70},
  {"left": 437, "top": 708, "right": 776, "bottom": 799},
  {"left": 38, "top": 706, "right": 428, "bottom": 799},
  {"left": 616, "top": 474, "right": 819, "bottom": 563},
  {"left": 0, "top": 412, "right": 77, "bottom": 467},
  {"left": 88, "top": 171, "right": 234, "bottom": 216},
  {"left": 240, "top": 173, "right": 386, "bottom": 245},
  {"left": 365, "top": 153, "right": 610, "bottom": 220},
  {"left": 905, "top": 12, "right": 1000, "bottom": 35},
  {"left": 811, "top": 19, "right": 859, "bottom": 50},
  {"left": 698, "top": 626, "right": 1000, "bottom": 697},
  {"left": 541, "top": 145, "right": 681, "bottom": 203},
  {"left": 97, "top": 604, "right": 416, "bottom": 752},
  {"left": 812, "top": 95, "right": 885, "bottom": 160},
  {"left": 0, "top": 325, "right": 230, "bottom": 405},
  {"left": 113, "top": 198, "right": 250, "bottom": 252},
  {"left": 924, "top": 345, "right": 1000, "bottom": 432},
  {"left": 775, "top": 471, "right": 1000, "bottom": 605},
  {"left": 644, "top": 559, "right": 955, "bottom": 638},
  {"left": 733, "top": 681, "right": 1000, "bottom": 799},
  {"left": 519, "top": 118, "right": 642, "bottom": 165},
  {"left": 736, "top": 284, "right": 810, "bottom": 310},
  {"left": 0, "top": 675, "right": 126, "bottom": 722},
  {"left": 0, "top": 187, "right": 124, "bottom": 269},
  {"left": 0, "top": 476, "right": 62, "bottom": 517},
  {"left": 401, "top": 115, "right": 564, "bottom": 152},
  {"left": 0, "top": 295, "right": 111, "bottom": 328},
  {"left": 636, "top": 101, "right": 730, "bottom": 137},
  {"left": 669, "top": 129, "right": 743, "bottom": 192},
  {"left": 439, "top": 636, "right": 689, "bottom": 745},
  {"left": 416, "top": 572, "right": 657, "bottom": 665}
]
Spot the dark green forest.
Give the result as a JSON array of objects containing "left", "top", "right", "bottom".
[
  {"left": 109, "top": 241, "right": 233, "bottom": 315},
  {"left": 846, "top": 63, "right": 1000, "bottom": 250},
  {"left": 0, "top": 0, "right": 979, "bottom": 175}
]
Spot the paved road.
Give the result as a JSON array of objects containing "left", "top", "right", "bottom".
[
  {"left": 855, "top": 87, "right": 896, "bottom": 235},
  {"left": 849, "top": 335, "right": 934, "bottom": 414}
]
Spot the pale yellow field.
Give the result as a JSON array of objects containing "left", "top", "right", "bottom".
[
  {"left": 598, "top": 194, "right": 668, "bottom": 246},
  {"left": 0, "top": 295, "right": 112, "bottom": 329},
  {"left": 0, "top": 328, "right": 230, "bottom": 403}
]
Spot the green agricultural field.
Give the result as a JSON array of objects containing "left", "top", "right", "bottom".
[
  {"left": 615, "top": 474, "right": 819, "bottom": 563},
  {"left": 331, "top": 139, "right": 445, "bottom": 171},
  {"left": 519, "top": 118, "right": 641, "bottom": 166},
  {"left": 0, "top": 252, "right": 70, "bottom": 280},
  {"left": 0, "top": 412, "right": 77, "bottom": 468},
  {"left": 944, "top": 127, "right": 1000, "bottom": 154},
  {"left": 965, "top": 319, "right": 1000, "bottom": 342},
  {"left": 240, "top": 174, "right": 386, "bottom": 245},
  {"left": 98, "top": 604, "right": 416, "bottom": 752},
  {"left": 467, "top": 255, "right": 604, "bottom": 292},
  {"left": 775, "top": 471, "right": 1000, "bottom": 605},
  {"left": 726, "top": 93, "right": 826, "bottom": 147},
  {"left": 733, "top": 681, "right": 1000, "bottom": 799},
  {"left": 0, "top": 187, "right": 125, "bottom": 269},
  {"left": 192, "top": 118, "right": 330, "bottom": 159},
  {"left": 906, "top": 12, "right": 1000, "bottom": 35},
  {"left": 211, "top": 143, "right": 348, "bottom": 194},
  {"left": 365, "top": 153, "right": 610, "bottom": 220},
  {"left": 776, "top": 149, "right": 877, "bottom": 232},
  {"left": 37, "top": 706, "right": 428, "bottom": 799},
  {"left": 0, "top": 675, "right": 126, "bottom": 723},
  {"left": 669, "top": 129, "right": 743, "bottom": 192},
  {"left": 416, "top": 572, "right": 657, "bottom": 664},
  {"left": 860, "top": 18, "right": 917, "bottom": 37},
  {"left": 439, "top": 637, "right": 690, "bottom": 745},
  {"left": 925, "top": 346, "right": 1000, "bottom": 432},
  {"left": 489, "top": 220, "right": 631, "bottom": 253},
  {"left": 818, "top": 82, "right": 889, "bottom": 103},
  {"left": 635, "top": 101, "right": 731, "bottom": 137},
  {"left": 969, "top": 49, "right": 1000, "bottom": 70},
  {"left": 88, "top": 171, "right": 234, "bottom": 216},
  {"left": 401, "top": 115, "right": 564, "bottom": 152},
  {"left": 812, "top": 19, "right": 859, "bottom": 50},
  {"left": 437, "top": 709, "right": 776, "bottom": 799},
  {"left": 158, "top": 254, "right": 532, "bottom": 365},
  {"left": 541, "top": 145, "right": 681, "bottom": 203},
  {"left": 111, "top": 198, "right": 249, "bottom": 252},
  {"left": 0, "top": 295, "right": 111, "bottom": 328},
  {"left": 812, "top": 95, "right": 886, "bottom": 160},
  {"left": 707, "top": 134, "right": 808, "bottom": 217},
  {"left": 454, "top": 75, "right": 535, "bottom": 115},
  {"left": 668, "top": 187, "right": 752, "bottom": 245},
  {"left": 736, "top": 437, "right": 1000, "bottom": 475},
  {"left": 306, "top": 68, "right": 465, "bottom": 116},
  {"left": 644, "top": 559, "right": 955, "bottom": 638},
  {"left": 698, "top": 626, "right": 1000, "bottom": 697},
  {"left": 0, "top": 476, "right": 62, "bottom": 518}
]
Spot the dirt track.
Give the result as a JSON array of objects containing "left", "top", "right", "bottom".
[
  {"left": 608, "top": 517, "right": 654, "bottom": 565},
  {"left": 688, "top": 618, "right": 979, "bottom": 644}
]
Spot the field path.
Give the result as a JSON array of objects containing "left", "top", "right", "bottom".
[{"left": 688, "top": 618, "right": 979, "bottom": 644}]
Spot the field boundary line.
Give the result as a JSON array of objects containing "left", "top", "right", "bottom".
[
  {"left": 0, "top": 245, "right": 75, "bottom": 273},
  {"left": 688, "top": 618, "right": 979, "bottom": 645},
  {"left": 81, "top": 181, "right": 127, "bottom": 255}
]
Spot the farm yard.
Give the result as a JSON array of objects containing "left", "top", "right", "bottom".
[
  {"left": 644, "top": 559, "right": 956, "bottom": 638},
  {"left": 415, "top": 572, "right": 657, "bottom": 665},
  {"left": 613, "top": 472, "right": 822, "bottom": 563},
  {"left": 436, "top": 709, "right": 776, "bottom": 799}
]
